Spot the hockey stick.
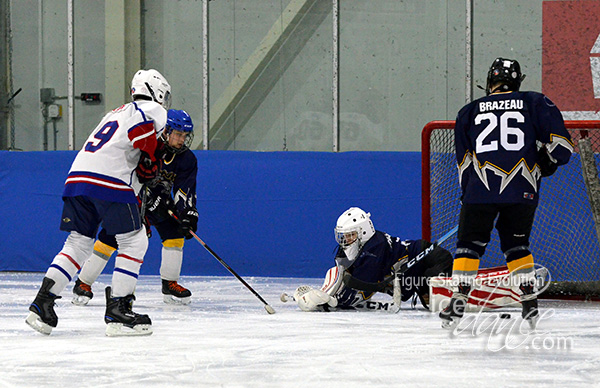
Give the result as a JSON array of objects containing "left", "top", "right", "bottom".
[
  {"left": 398, "top": 225, "right": 458, "bottom": 273},
  {"left": 139, "top": 185, "right": 149, "bottom": 219},
  {"left": 168, "top": 210, "right": 275, "bottom": 314}
]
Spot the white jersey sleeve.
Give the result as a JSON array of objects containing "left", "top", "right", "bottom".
[{"left": 64, "top": 100, "right": 167, "bottom": 203}]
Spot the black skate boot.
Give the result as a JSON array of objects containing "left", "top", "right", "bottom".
[
  {"left": 520, "top": 281, "right": 539, "bottom": 330},
  {"left": 104, "top": 287, "right": 152, "bottom": 336},
  {"left": 162, "top": 279, "right": 192, "bottom": 305},
  {"left": 26, "top": 277, "right": 62, "bottom": 335},
  {"left": 72, "top": 278, "right": 93, "bottom": 306},
  {"left": 439, "top": 283, "right": 471, "bottom": 329}
]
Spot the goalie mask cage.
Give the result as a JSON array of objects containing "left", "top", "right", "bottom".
[{"left": 422, "top": 120, "right": 600, "bottom": 300}]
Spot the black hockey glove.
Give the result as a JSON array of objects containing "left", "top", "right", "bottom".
[
  {"left": 537, "top": 147, "right": 558, "bottom": 177},
  {"left": 178, "top": 209, "right": 199, "bottom": 239},
  {"left": 136, "top": 151, "right": 160, "bottom": 183},
  {"left": 147, "top": 190, "right": 176, "bottom": 219}
]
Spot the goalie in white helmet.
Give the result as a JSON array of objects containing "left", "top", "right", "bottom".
[{"left": 293, "top": 207, "right": 453, "bottom": 312}]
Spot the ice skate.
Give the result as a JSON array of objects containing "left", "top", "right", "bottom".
[
  {"left": 26, "top": 277, "right": 62, "bottom": 335},
  {"left": 439, "top": 283, "right": 470, "bottom": 329},
  {"left": 104, "top": 287, "right": 152, "bottom": 336},
  {"left": 439, "top": 297, "right": 466, "bottom": 329},
  {"left": 72, "top": 278, "right": 93, "bottom": 306},
  {"left": 162, "top": 279, "right": 192, "bottom": 305},
  {"left": 520, "top": 282, "right": 539, "bottom": 330}
]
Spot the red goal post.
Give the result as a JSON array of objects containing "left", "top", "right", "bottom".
[{"left": 421, "top": 120, "right": 600, "bottom": 298}]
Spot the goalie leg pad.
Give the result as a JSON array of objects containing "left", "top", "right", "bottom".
[{"left": 294, "top": 286, "right": 338, "bottom": 312}]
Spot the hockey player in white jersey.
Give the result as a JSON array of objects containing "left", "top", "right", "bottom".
[
  {"left": 72, "top": 109, "right": 198, "bottom": 306},
  {"left": 26, "top": 69, "right": 171, "bottom": 336}
]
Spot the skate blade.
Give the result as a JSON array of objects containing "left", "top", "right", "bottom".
[
  {"left": 25, "top": 312, "right": 53, "bottom": 335},
  {"left": 163, "top": 294, "right": 191, "bottom": 305},
  {"left": 441, "top": 316, "right": 461, "bottom": 330},
  {"left": 71, "top": 295, "right": 91, "bottom": 306},
  {"left": 105, "top": 322, "right": 153, "bottom": 337},
  {"left": 525, "top": 315, "right": 538, "bottom": 331}
]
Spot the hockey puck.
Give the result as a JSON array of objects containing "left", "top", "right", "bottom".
[{"left": 500, "top": 313, "right": 511, "bottom": 319}]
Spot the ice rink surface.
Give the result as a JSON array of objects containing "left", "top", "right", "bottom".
[{"left": 2, "top": 272, "right": 599, "bottom": 388}]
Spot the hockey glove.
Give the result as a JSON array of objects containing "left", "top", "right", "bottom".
[
  {"left": 294, "top": 286, "right": 338, "bottom": 312},
  {"left": 537, "top": 147, "right": 558, "bottom": 177},
  {"left": 178, "top": 209, "right": 199, "bottom": 239},
  {"left": 147, "top": 190, "right": 175, "bottom": 219},
  {"left": 154, "top": 139, "right": 168, "bottom": 161},
  {"left": 136, "top": 152, "right": 160, "bottom": 183}
]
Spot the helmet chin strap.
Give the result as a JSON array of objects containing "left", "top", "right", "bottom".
[
  {"left": 489, "top": 83, "right": 509, "bottom": 95},
  {"left": 145, "top": 82, "right": 159, "bottom": 104}
]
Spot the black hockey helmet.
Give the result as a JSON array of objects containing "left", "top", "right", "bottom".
[{"left": 485, "top": 58, "right": 526, "bottom": 95}]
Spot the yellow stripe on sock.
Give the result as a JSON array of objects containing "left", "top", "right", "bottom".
[
  {"left": 507, "top": 254, "right": 534, "bottom": 274},
  {"left": 163, "top": 238, "right": 184, "bottom": 249},
  {"left": 93, "top": 240, "right": 116, "bottom": 257},
  {"left": 452, "top": 257, "right": 480, "bottom": 273}
]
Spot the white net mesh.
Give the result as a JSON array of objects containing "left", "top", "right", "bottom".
[{"left": 422, "top": 121, "right": 600, "bottom": 298}]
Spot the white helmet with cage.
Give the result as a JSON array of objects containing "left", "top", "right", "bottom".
[
  {"left": 130, "top": 69, "right": 172, "bottom": 109},
  {"left": 334, "top": 207, "right": 375, "bottom": 249}
]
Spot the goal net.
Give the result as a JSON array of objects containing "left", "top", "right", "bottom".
[{"left": 422, "top": 120, "right": 600, "bottom": 300}]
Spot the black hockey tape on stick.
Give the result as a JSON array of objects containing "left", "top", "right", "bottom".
[
  {"left": 139, "top": 185, "right": 149, "bottom": 219},
  {"left": 341, "top": 225, "right": 459, "bottom": 293},
  {"left": 168, "top": 210, "right": 276, "bottom": 314}
]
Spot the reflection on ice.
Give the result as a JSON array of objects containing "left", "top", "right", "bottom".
[{"left": 1, "top": 272, "right": 599, "bottom": 388}]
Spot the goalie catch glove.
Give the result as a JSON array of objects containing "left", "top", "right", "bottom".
[
  {"left": 537, "top": 146, "right": 558, "bottom": 177},
  {"left": 294, "top": 286, "right": 338, "bottom": 312}
]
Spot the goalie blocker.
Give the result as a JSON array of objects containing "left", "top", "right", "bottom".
[{"left": 429, "top": 265, "right": 549, "bottom": 313}]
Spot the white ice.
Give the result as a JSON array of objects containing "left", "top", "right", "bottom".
[{"left": 2, "top": 272, "right": 600, "bottom": 388}]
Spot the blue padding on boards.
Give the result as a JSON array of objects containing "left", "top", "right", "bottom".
[{"left": 0, "top": 150, "right": 421, "bottom": 278}]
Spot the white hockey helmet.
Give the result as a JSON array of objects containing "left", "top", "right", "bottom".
[
  {"left": 334, "top": 207, "right": 375, "bottom": 247},
  {"left": 130, "top": 69, "right": 172, "bottom": 109}
]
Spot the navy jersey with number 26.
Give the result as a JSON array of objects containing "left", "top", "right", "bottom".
[{"left": 454, "top": 91, "right": 573, "bottom": 205}]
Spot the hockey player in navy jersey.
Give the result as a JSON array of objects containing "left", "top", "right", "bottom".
[
  {"left": 293, "top": 207, "right": 453, "bottom": 312},
  {"left": 26, "top": 69, "right": 172, "bottom": 336},
  {"left": 439, "top": 58, "right": 574, "bottom": 330},
  {"left": 72, "top": 109, "right": 198, "bottom": 306}
]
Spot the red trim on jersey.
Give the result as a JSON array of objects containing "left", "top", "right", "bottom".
[
  {"left": 65, "top": 174, "right": 133, "bottom": 191},
  {"left": 128, "top": 121, "right": 157, "bottom": 160}
]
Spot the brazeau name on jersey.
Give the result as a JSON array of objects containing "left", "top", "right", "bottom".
[{"left": 479, "top": 99, "right": 523, "bottom": 112}]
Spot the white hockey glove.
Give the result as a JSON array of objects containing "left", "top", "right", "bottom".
[{"left": 294, "top": 285, "right": 338, "bottom": 312}]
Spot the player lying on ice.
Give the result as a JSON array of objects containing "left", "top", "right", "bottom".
[
  {"left": 292, "top": 207, "right": 454, "bottom": 312},
  {"left": 291, "top": 207, "right": 548, "bottom": 313}
]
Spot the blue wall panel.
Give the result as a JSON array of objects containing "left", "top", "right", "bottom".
[{"left": 0, "top": 151, "right": 421, "bottom": 278}]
